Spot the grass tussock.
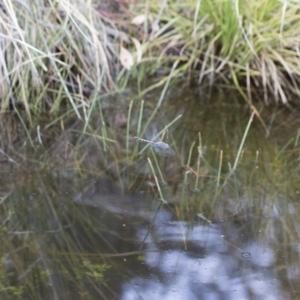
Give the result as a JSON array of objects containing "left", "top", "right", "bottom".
[
  {"left": 0, "top": 0, "right": 300, "bottom": 124},
  {"left": 0, "top": 0, "right": 121, "bottom": 122},
  {"left": 125, "top": 0, "right": 300, "bottom": 103}
]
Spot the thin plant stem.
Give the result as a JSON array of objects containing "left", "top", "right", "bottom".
[
  {"left": 217, "top": 150, "right": 223, "bottom": 187},
  {"left": 232, "top": 111, "right": 255, "bottom": 172},
  {"left": 150, "top": 149, "right": 166, "bottom": 185},
  {"left": 126, "top": 100, "right": 133, "bottom": 155},
  {"left": 37, "top": 125, "right": 43, "bottom": 146},
  {"left": 99, "top": 105, "right": 108, "bottom": 152},
  {"left": 136, "top": 100, "right": 144, "bottom": 138},
  {"left": 294, "top": 128, "right": 300, "bottom": 148},
  {"left": 194, "top": 133, "right": 202, "bottom": 191},
  {"left": 184, "top": 141, "right": 195, "bottom": 185},
  {"left": 147, "top": 157, "right": 164, "bottom": 201},
  {"left": 133, "top": 100, "right": 144, "bottom": 157},
  {"left": 194, "top": 148, "right": 201, "bottom": 192},
  {"left": 139, "top": 200, "right": 162, "bottom": 251},
  {"left": 157, "top": 60, "right": 179, "bottom": 108}
]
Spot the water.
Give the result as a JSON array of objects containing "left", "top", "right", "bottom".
[{"left": 1, "top": 88, "right": 300, "bottom": 299}]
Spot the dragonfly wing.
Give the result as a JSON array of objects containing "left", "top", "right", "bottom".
[{"left": 145, "top": 124, "right": 160, "bottom": 142}]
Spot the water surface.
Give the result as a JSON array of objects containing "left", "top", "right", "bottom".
[{"left": 0, "top": 87, "right": 299, "bottom": 300}]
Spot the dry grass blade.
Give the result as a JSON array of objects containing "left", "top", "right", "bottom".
[{"left": 0, "top": 0, "right": 120, "bottom": 122}]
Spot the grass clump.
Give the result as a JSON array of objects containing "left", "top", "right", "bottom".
[
  {"left": 120, "top": 0, "right": 300, "bottom": 103},
  {"left": 1, "top": 0, "right": 300, "bottom": 126},
  {"left": 0, "top": 0, "right": 120, "bottom": 122}
]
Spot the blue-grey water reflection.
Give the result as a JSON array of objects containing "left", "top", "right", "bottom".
[
  {"left": 121, "top": 219, "right": 282, "bottom": 300},
  {"left": 77, "top": 176, "right": 286, "bottom": 300}
]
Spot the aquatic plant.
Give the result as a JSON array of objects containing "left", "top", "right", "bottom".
[{"left": 0, "top": 86, "right": 300, "bottom": 299}]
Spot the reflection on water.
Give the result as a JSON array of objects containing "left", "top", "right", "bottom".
[
  {"left": 0, "top": 88, "right": 300, "bottom": 299},
  {"left": 75, "top": 176, "right": 286, "bottom": 300}
]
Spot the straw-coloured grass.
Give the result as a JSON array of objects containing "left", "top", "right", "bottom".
[
  {"left": 0, "top": 0, "right": 120, "bottom": 123},
  {"left": 0, "top": 0, "right": 300, "bottom": 124},
  {"left": 126, "top": 0, "right": 300, "bottom": 104}
]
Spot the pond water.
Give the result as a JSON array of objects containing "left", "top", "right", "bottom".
[{"left": 1, "top": 86, "right": 300, "bottom": 300}]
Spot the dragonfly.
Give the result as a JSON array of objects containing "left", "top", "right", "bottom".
[{"left": 134, "top": 124, "right": 175, "bottom": 157}]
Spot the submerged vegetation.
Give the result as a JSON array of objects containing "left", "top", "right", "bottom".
[{"left": 1, "top": 90, "right": 300, "bottom": 298}]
